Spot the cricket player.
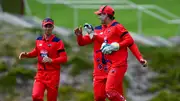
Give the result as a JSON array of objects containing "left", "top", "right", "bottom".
[
  {"left": 19, "top": 18, "right": 67, "bottom": 101},
  {"left": 74, "top": 5, "right": 147, "bottom": 101}
]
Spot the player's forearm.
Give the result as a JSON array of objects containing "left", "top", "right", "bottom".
[
  {"left": 129, "top": 43, "right": 143, "bottom": 62},
  {"left": 77, "top": 35, "right": 84, "bottom": 46},
  {"left": 77, "top": 34, "right": 92, "bottom": 46},
  {"left": 119, "top": 34, "right": 134, "bottom": 48},
  {"left": 27, "top": 50, "right": 37, "bottom": 58},
  {"left": 51, "top": 53, "right": 67, "bottom": 64}
]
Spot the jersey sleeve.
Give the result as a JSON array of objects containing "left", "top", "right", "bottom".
[
  {"left": 129, "top": 43, "right": 143, "bottom": 62},
  {"left": 27, "top": 41, "right": 38, "bottom": 58},
  {"left": 116, "top": 24, "right": 144, "bottom": 62},
  {"left": 116, "top": 24, "right": 134, "bottom": 48},
  {"left": 76, "top": 34, "right": 93, "bottom": 46},
  {"left": 51, "top": 40, "right": 68, "bottom": 64}
]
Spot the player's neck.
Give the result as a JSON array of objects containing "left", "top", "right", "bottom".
[
  {"left": 105, "top": 19, "right": 113, "bottom": 25},
  {"left": 44, "top": 33, "right": 52, "bottom": 40}
]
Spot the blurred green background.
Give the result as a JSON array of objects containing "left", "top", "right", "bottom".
[
  {"left": 0, "top": 0, "right": 180, "bottom": 101},
  {"left": 26, "top": 0, "right": 180, "bottom": 38}
]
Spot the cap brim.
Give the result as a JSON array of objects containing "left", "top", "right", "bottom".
[
  {"left": 43, "top": 22, "right": 54, "bottom": 26},
  {"left": 94, "top": 11, "right": 101, "bottom": 15}
]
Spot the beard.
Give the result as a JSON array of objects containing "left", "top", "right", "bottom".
[{"left": 100, "top": 19, "right": 105, "bottom": 24}]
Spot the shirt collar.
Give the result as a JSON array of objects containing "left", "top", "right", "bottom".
[{"left": 102, "top": 20, "right": 117, "bottom": 28}]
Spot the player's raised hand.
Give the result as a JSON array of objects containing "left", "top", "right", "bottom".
[
  {"left": 84, "top": 23, "right": 94, "bottom": 34},
  {"left": 140, "top": 59, "right": 148, "bottom": 67},
  {"left": 19, "top": 52, "right": 28, "bottom": 60},
  {"left": 84, "top": 23, "right": 96, "bottom": 39},
  {"left": 74, "top": 26, "right": 82, "bottom": 36}
]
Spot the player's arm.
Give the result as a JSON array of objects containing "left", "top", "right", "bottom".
[
  {"left": 117, "top": 25, "right": 147, "bottom": 66},
  {"left": 117, "top": 25, "right": 134, "bottom": 48},
  {"left": 19, "top": 48, "right": 37, "bottom": 59},
  {"left": 115, "top": 24, "right": 145, "bottom": 61},
  {"left": 74, "top": 27, "right": 93, "bottom": 46},
  {"left": 129, "top": 43, "right": 143, "bottom": 62},
  {"left": 26, "top": 47, "right": 38, "bottom": 58},
  {"left": 51, "top": 40, "right": 68, "bottom": 64},
  {"left": 19, "top": 42, "right": 38, "bottom": 59},
  {"left": 76, "top": 34, "right": 93, "bottom": 46},
  {"left": 26, "top": 40, "right": 38, "bottom": 58},
  {"left": 129, "top": 43, "right": 147, "bottom": 67}
]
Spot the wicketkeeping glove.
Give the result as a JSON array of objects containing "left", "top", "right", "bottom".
[
  {"left": 84, "top": 23, "right": 94, "bottom": 39},
  {"left": 100, "top": 42, "right": 120, "bottom": 54}
]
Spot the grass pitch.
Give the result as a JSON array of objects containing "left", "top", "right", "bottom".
[{"left": 27, "top": 0, "right": 180, "bottom": 38}]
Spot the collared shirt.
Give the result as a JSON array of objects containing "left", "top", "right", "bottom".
[
  {"left": 27, "top": 34, "right": 67, "bottom": 71},
  {"left": 77, "top": 20, "right": 142, "bottom": 77}
]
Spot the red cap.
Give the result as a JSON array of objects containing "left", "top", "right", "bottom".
[
  {"left": 42, "top": 18, "right": 54, "bottom": 27},
  {"left": 94, "top": 5, "right": 114, "bottom": 16}
]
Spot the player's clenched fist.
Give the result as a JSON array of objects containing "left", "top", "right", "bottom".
[
  {"left": 19, "top": 52, "right": 28, "bottom": 60},
  {"left": 74, "top": 27, "right": 82, "bottom": 36},
  {"left": 140, "top": 59, "right": 148, "bottom": 67}
]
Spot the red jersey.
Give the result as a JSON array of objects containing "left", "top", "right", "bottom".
[
  {"left": 26, "top": 34, "right": 67, "bottom": 71},
  {"left": 77, "top": 20, "right": 142, "bottom": 78}
]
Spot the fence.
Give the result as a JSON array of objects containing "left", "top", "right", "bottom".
[{"left": 32, "top": 0, "right": 180, "bottom": 35}]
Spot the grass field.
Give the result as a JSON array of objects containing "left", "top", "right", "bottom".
[{"left": 27, "top": 0, "right": 180, "bottom": 38}]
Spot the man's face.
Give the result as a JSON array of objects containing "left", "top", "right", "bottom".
[
  {"left": 98, "top": 13, "right": 108, "bottom": 24},
  {"left": 43, "top": 24, "right": 54, "bottom": 35}
]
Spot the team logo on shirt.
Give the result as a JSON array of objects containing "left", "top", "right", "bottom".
[
  {"left": 39, "top": 44, "right": 42, "bottom": 46},
  {"left": 40, "top": 50, "right": 48, "bottom": 57}
]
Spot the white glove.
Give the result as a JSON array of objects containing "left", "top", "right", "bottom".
[
  {"left": 84, "top": 23, "right": 94, "bottom": 39},
  {"left": 100, "top": 42, "right": 120, "bottom": 54}
]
